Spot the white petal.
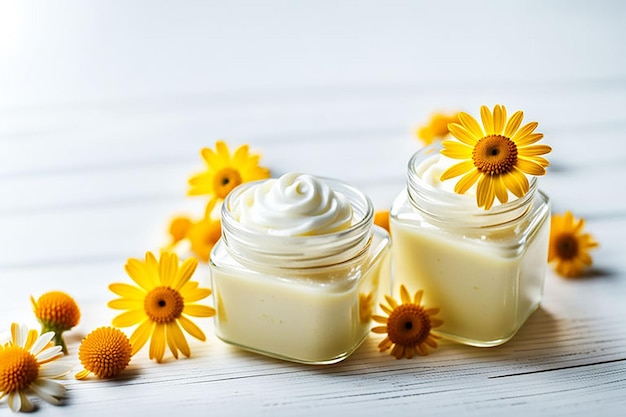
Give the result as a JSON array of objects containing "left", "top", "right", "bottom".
[
  {"left": 39, "top": 362, "right": 73, "bottom": 379},
  {"left": 30, "top": 331, "right": 55, "bottom": 355},
  {"left": 31, "top": 380, "right": 66, "bottom": 404},
  {"left": 35, "top": 345, "right": 63, "bottom": 363},
  {"left": 15, "top": 324, "right": 28, "bottom": 347},
  {"left": 9, "top": 391, "right": 34, "bottom": 412}
]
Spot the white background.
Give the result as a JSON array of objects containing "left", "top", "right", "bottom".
[{"left": 1, "top": 1, "right": 625, "bottom": 416}]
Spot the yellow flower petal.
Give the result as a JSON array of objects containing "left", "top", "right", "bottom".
[
  {"left": 440, "top": 160, "right": 475, "bottom": 180},
  {"left": 130, "top": 320, "right": 153, "bottom": 356},
  {"left": 516, "top": 132, "right": 544, "bottom": 147},
  {"left": 458, "top": 112, "right": 485, "bottom": 140},
  {"left": 511, "top": 121, "right": 538, "bottom": 143},
  {"left": 371, "top": 326, "right": 388, "bottom": 334},
  {"left": 181, "top": 286, "right": 212, "bottom": 303},
  {"left": 149, "top": 323, "right": 166, "bottom": 362},
  {"left": 517, "top": 158, "right": 546, "bottom": 176},
  {"left": 480, "top": 105, "right": 494, "bottom": 135},
  {"left": 173, "top": 257, "right": 198, "bottom": 291},
  {"left": 167, "top": 322, "right": 190, "bottom": 358},
  {"left": 177, "top": 315, "right": 206, "bottom": 341},
  {"left": 108, "top": 298, "right": 143, "bottom": 310},
  {"left": 440, "top": 140, "right": 473, "bottom": 160},
  {"left": 399, "top": 285, "right": 411, "bottom": 304},
  {"left": 501, "top": 170, "right": 528, "bottom": 198},
  {"left": 124, "top": 258, "right": 153, "bottom": 291},
  {"left": 109, "top": 283, "right": 145, "bottom": 299},
  {"left": 454, "top": 168, "right": 481, "bottom": 194},
  {"left": 492, "top": 104, "right": 507, "bottom": 135},
  {"left": 448, "top": 123, "right": 480, "bottom": 146},
  {"left": 476, "top": 175, "right": 496, "bottom": 210},
  {"left": 504, "top": 110, "right": 524, "bottom": 138},
  {"left": 165, "top": 323, "right": 179, "bottom": 359},
  {"left": 112, "top": 309, "right": 146, "bottom": 328},
  {"left": 519, "top": 144, "right": 552, "bottom": 157},
  {"left": 494, "top": 176, "right": 509, "bottom": 204},
  {"left": 159, "top": 252, "right": 178, "bottom": 287},
  {"left": 183, "top": 304, "right": 216, "bottom": 318},
  {"left": 413, "top": 290, "right": 423, "bottom": 306}
]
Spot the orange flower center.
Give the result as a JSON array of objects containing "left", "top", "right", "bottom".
[
  {"left": 78, "top": 327, "right": 132, "bottom": 378},
  {"left": 213, "top": 167, "right": 243, "bottom": 199},
  {"left": 144, "top": 286, "right": 184, "bottom": 323},
  {"left": 555, "top": 233, "right": 579, "bottom": 260},
  {"left": 32, "top": 291, "right": 81, "bottom": 330},
  {"left": 0, "top": 346, "right": 40, "bottom": 393},
  {"left": 472, "top": 135, "right": 518, "bottom": 175},
  {"left": 386, "top": 304, "right": 431, "bottom": 347}
]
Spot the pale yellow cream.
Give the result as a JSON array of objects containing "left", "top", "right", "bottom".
[{"left": 210, "top": 173, "right": 391, "bottom": 363}]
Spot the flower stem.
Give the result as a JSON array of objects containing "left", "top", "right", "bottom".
[{"left": 41, "top": 323, "right": 68, "bottom": 354}]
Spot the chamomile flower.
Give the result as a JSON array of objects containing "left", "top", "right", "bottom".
[
  {"left": 440, "top": 104, "right": 551, "bottom": 210},
  {"left": 31, "top": 291, "right": 80, "bottom": 354},
  {"left": 416, "top": 112, "right": 460, "bottom": 145},
  {"left": 187, "top": 141, "right": 270, "bottom": 200},
  {"left": 371, "top": 285, "right": 442, "bottom": 359},
  {"left": 0, "top": 323, "right": 70, "bottom": 412},
  {"left": 549, "top": 211, "right": 599, "bottom": 278},
  {"left": 75, "top": 327, "right": 132, "bottom": 379},
  {"left": 108, "top": 251, "right": 215, "bottom": 362}
]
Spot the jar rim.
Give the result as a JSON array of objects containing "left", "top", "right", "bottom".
[
  {"left": 220, "top": 176, "right": 375, "bottom": 268},
  {"left": 407, "top": 143, "right": 538, "bottom": 227}
]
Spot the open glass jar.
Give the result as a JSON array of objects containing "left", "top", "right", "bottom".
[
  {"left": 390, "top": 143, "right": 551, "bottom": 347},
  {"left": 210, "top": 175, "right": 391, "bottom": 364}
]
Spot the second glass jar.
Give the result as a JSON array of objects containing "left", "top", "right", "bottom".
[{"left": 390, "top": 144, "right": 551, "bottom": 347}]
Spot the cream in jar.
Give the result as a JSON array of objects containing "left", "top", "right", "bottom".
[
  {"left": 210, "top": 173, "right": 391, "bottom": 364},
  {"left": 390, "top": 144, "right": 550, "bottom": 347}
]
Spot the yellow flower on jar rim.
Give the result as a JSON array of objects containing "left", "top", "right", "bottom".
[{"left": 439, "top": 104, "right": 551, "bottom": 210}]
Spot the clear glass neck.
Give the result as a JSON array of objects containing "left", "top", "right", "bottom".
[
  {"left": 221, "top": 177, "right": 374, "bottom": 269},
  {"left": 407, "top": 143, "right": 537, "bottom": 228}
]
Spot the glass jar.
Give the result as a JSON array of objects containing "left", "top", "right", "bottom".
[
  {"left": 210, "top": 177, "right": 391, "bottom": 364},
  {"left": 390, "top": 143, "right": 551, "bottom": 347}
]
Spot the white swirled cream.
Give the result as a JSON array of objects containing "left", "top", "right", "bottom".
[
  {"left": 232, "top": 173, "right": 353, "bottom": 236},
  {"left": 210, "top": 172, "right": 391, "bottom": 364}
]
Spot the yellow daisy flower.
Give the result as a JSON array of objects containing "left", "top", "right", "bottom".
[
  {"left": 440, "top": 104, "right": 552, "bottom": 210},
  {"left": 108, "top": 251, "right": 216, "bottom": 362},
  {"left": 549, "top": 211, "right": 599, "bottom": 278},
  {"left": 166, "top": 215, "right": 193, "bottom": 247},
  {"left": 372, "top": 285, "right": 442, "bottom": 359},
  {"left": 416, "top": 112, "right": 460, "bottom": 145},
  {"left": 0, "top": 323, "right": 70, "bottom": 412},
  {"left": 30, "top": 291, "right": 81, "bottom": 354},
  {"left": 186, "top": 199, "right": 222, "bottom": 263},
  {"left": 187, "top": 141, "right": 270, "bottom": 200},
  {"left": 75, "top": 327, "right": 133, "bottom": 379}
]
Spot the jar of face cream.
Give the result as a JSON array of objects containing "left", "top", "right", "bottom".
[
  {"left": 390, "top": 143, "right": 550, "bottom": 347},
  {"left": 210, "top": 173, "right": 391, "bottom": 364}
]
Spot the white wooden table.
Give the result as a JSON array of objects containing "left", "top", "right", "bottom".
[{"left": 1, "top": 1, "right": 625, "bottom": 415}]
